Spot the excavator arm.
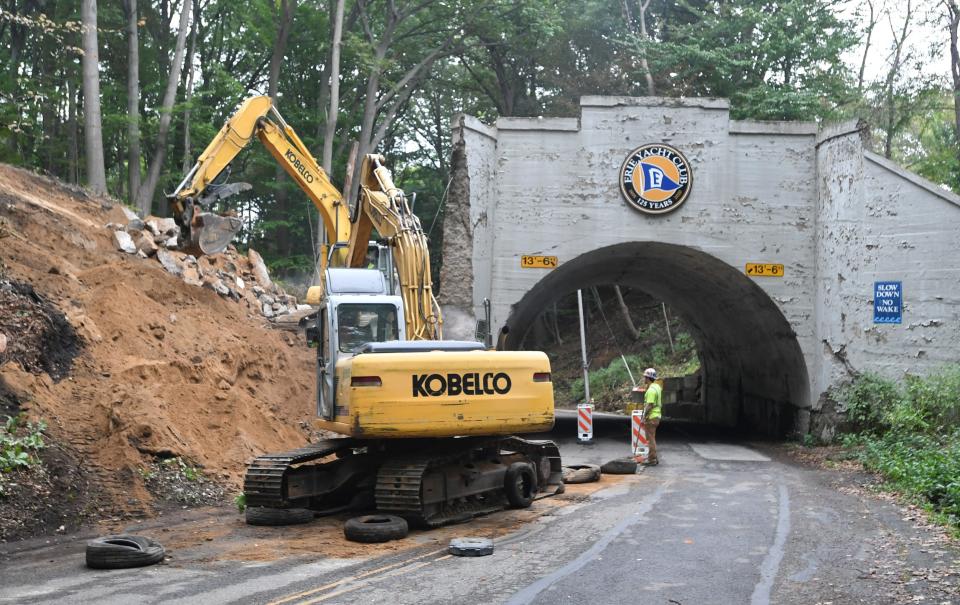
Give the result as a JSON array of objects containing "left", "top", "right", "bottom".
[
  {"left": 170, "top": 95, "right": 441, "bottom": 339},
  {"left": 170, "top": 96, "right": 351, "bottom": 264}
]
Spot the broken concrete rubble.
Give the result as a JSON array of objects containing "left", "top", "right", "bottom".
[
  {"left": 108, "top": 214, "right": 304, "bottom": 323},
  {"left": 135, "top": 232, "right": 159, "bottom": 257},
  {"left": 156, "top": 248, "right": 184, "bottom": 277},
  {"left": 113, "top": 230, "right": 137, "bottom": 254},
  {"left": 248, "top": 249, "right": 272, "bottom": 290}
]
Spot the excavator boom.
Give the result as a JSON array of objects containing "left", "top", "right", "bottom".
[{"left": 170, "top": 95, "right": 440, "bottom": 339}]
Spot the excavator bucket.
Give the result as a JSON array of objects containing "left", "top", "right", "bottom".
[{"left": 193, "top": 212, "right": 243, "bottom": 255}]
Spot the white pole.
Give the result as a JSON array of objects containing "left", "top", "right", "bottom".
[
  {"left": 621, "top": 354, "right": 637, "bottom": 387},
  {"left": 577, "top": 289, "right": 590, "bottom": 404}
]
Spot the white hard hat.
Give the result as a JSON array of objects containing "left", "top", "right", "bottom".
[{"left": 643, "top": 368, "right": 657, "bottom": 380}]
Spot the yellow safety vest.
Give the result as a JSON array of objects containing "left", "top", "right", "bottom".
[{"left": 645, "top": 383, "right": 662, "bottom": 420}]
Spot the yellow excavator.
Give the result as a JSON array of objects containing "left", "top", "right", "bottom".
[{"left": 170, "top": 96, "right": 562, "bottom": 526}]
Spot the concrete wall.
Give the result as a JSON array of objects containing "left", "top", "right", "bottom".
[
  {"left": 442, "top": 97, "right": 960, "bottom": 435},
  {"left": 814, "top": 122, "right": 960, "bottom": 401}
]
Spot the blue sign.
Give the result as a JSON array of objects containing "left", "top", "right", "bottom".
[{"left": 874, "top": 281, "right": 902, "bottom": 324}]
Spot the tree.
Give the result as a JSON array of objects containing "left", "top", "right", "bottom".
[
  {"left": 631, "top": 0, "right": 857, "bottom": 120},
  {"left": 81, "top": 0, "right": 107, "bottom": 195},
  {"left": 348, "top": 0, "right": 463, "bottom": 202},
  {"left": 124, "top": 0, "right": 141, "bottom": 204},
  {"left": 136, "top": 0, "right": 192, "bottom": 215},
  {"left": 945, "top": 0, "right": 960, "bottom": 166}
]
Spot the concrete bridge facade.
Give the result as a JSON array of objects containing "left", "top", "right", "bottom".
[{"left": 439, "top": 96, "right": 960, "bottom": 437}]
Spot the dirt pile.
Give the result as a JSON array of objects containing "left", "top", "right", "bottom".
[{"left": 0, "top": 164, "right": 319, "bottom": 522}]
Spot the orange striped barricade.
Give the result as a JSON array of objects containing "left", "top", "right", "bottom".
[
  {"left": 577, "top": 403, "right": 593, "bottom": 443},
  {"left": 631, "top": 410, "right": 649, "bottom": 463}
]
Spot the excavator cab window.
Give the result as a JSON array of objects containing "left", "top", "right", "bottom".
[{"left": 336, "top": 304, "right": 399, "bottom": 353}]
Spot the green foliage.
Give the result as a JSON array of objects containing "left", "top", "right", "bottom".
[
  {"left": 837, "top": 366, "right": 960, "bottom": 529},
  {"left": 568, "top": 332, "right": 699, "bottom": 408},
  {"left": 630, "top": 0, "right": 858, "bottom": 121},
  {"left": 857, "top": 431, "right": 960, "bottom": 527},
  {"left": 234, "top": 492, "right": 247, "bottom": 513},
  {"left": 0, "top": 414, "right": 47, "bottom": 495},
  {"left": 835, "top": 372, "right": 902, "bottom": 433},
  {"left": 836, "top": 365, "right": 960, "bottom": 435}
]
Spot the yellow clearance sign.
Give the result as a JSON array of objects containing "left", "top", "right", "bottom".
[
  {"left": 521, "top": 255, "right": 558, "bottom": 269},
  {"left": 745, "top": 263, "right": 784, "bottom": 277}
]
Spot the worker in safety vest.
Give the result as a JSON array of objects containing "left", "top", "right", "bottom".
[{"left": 641, "top": 368, "right": 662, "bottom": 466}]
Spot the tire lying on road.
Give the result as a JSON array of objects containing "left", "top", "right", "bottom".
[
  {"left": 562, "top": 464, "right": 601, "bottom": 484},
  {"left": 600, "top": 457, "right": 638, "bottom": 475},
  {"left": 85, "top": 535, "right": 165, "bottom": 570},
  {"left": 504, "top": 462, "right": 538, "bottom": 508},
  {"left": 245, "top": 506, "right": 314, "bottom": 526},
  {"left": 343, "top": 515, "right": 409, "bottom": 543}
]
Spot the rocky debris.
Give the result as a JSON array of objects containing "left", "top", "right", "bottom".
[
  {"left": 106, "top": 212, "right": 301, "bottom": 322},
  {"left": 156, "top": 249, "right": 183, "bottom": 277},
  {"left": 113, "top": 231, "right": 136, "bottom": 254},
  {"left": 134, "top": 232, "right": 159, "bottom": 257},
  {"left": 0, "top": 332, "right": 6, "bottom": 354},
  {"left": 248, "top": 249, "right": 272, "bottom": 290}
]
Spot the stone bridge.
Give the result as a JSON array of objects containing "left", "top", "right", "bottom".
[{"left": 439, "top": 96, "right": 960, "bottom": 437}]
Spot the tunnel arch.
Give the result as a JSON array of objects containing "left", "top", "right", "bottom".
[{"left": 500, "top": 242, "right": 810, "bottom": 437}]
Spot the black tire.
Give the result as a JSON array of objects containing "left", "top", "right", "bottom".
[
  {"left": 245, "top": 506, "right": 314, "bottom": 526},
  {"left": 343, "top": 515, "right": 408, "bottom": 543},
  {"left": 504, "top": 462, "right": 537, "bottom": 508},
  {"left": 600, "top": 457, "right": 639, "bottom": 475},
  {"left": 562, "top": 464, "right": 601, "bottom": 484},
  {"left": 85, "top": 535, "right": 165, "bottom": 570}
]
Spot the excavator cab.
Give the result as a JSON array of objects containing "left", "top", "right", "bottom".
[{"left": 312, "top": 268, "right": 406, "bottom": 420}]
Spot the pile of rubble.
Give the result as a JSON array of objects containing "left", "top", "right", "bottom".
[{"left": 107, "top": 207, "right": 309, "bottom": 321}]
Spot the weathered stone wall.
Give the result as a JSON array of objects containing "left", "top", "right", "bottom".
[
  {"left": 440, "top": 116, "right": 499, "bottom": 322},
  {"left": 449, "top": 97, "right": 960, "bottom": 434}
]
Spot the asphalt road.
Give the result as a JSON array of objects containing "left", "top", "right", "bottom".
[{"left": 1, "top": 416, "right": 958, "bottom": 604}]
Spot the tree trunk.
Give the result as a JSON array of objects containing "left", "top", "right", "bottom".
[
  {"left": 67, "top": 80, "right": 79, "bottom": 184},
  {"left": 883, "top": 0, "right": 913, "bottom": 159},
  {"left": 614, "top": 285, "right": 641, "bottom": 340},
  {"left": 857, "top": 0, "right": 877, "bottom": 91},
  {"left": 182, "top": 0, "right": 199, "bottom": 172},
  {"left": 551, "top": 302, "right": 563, "bottom": 345},
  {"left": 947, "top": 0, "right": 960, "bottom": 166},
  {"left": 81, "top": 0, "right": 107, "bottom": 195},
  {"left": 323, "top": 0, "right": 345, "bottom": 174},
  {"left": 136, "top": 0, "right": 192, "bottom": 215},
  {"left": 124, "top": 0, "right": 141, "bottom": 205},
  {"left": 662, "top": 303, "right": 675, "bottom": 353},
  {"left": 637, "top": 0, "right": 655, "bottom": 96},
  {"left": 268, "top": 0, "right": 296, "bottom": 257}
]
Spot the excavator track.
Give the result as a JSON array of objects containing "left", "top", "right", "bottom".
[
  {"left": 243, "top": 438, "right": 356, "bottom": 509},
  {"left": 375, "top": 436, "right": 564, "bottom": 527}
]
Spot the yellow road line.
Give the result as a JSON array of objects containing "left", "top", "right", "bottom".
[
  {"left": 267, "top": 548, "right": 446, "bottom": 605},
  {"left": 294, "top": 555, "right": 454, "bottom": 605}
]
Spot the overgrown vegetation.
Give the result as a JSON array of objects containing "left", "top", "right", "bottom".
[
  {"left": 0, "top": 414, "right": 47, "bottom": 496},
  {"left": 836, "top": 365, "right": 960, "bottom": 528},
  {"left": 568, "top": 331, "right": 699, "bottom": 410}
]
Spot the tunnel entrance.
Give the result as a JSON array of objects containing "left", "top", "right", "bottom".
[{"left": 501, "top": 242, "right": 810, "bottom": 437}]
